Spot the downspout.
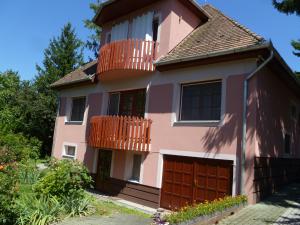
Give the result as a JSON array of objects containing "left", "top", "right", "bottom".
[{"left": 240, "top": 49, "right": 274, "bottom": 194}]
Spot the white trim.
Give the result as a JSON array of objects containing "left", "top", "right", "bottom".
[
  {"left": 144, "top": 82, "right": 151, "bottom": 119},
  {"left": 158, "top": 149, "right": 237, "bottom": 196},
  {"left": 124, "top": 152, "right": 145, "bottom": 184},
  {"left": 61, "top": 142, "right": 78, "bottom": 160},
  {"left": 156, "top": 153, "right": 164, "bottom": 188}
]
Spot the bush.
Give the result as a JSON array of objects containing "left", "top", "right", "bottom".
[
  {"left": 165, "top": 195, "right": 247, "bottom": 224},
  {"left": 0, "top": 165, "right": 19, "bottom": 224},
  {"left": 0, "top": 130, "right": 41, "bottom": 164},
  {"left": 34, "top": 159, "right": 92, "bottom": 199},
  {"left": 14, "top": 194, "right": 64, "bottom": 225}
]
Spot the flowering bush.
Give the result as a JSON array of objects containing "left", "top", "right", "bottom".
[{"left": 165, "top": 195, "right": 247, "bottom": 224}]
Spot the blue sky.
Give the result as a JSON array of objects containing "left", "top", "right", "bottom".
[{"left": 0, "top": 0, "right": 299, "bottom": 80}]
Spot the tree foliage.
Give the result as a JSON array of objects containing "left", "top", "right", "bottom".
[
  {"left": 0, "top": 23, "right": 84, "bottom": 157},
  {"left": 32, "top": 23, "right": 84, "bottom": 156},
  {"left": 273, "top": 0, "right": 300, "bottom": 74},
  {"left": 84, "top": 0, "right": 102, "bottom": 59},
  {"left": 273, "top": 0, "right": 300, "bottom": 16}
]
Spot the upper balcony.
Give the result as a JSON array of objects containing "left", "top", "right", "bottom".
[{"left": 97, "top": 39, "right": 158, "bottom": 75}]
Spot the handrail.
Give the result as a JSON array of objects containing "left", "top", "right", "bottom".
[
  {"left": 88, "top": 115, "right": 152, "bottom": 152},
  {"left": 98, "top": 39, "right": 157, "bottom": 74}
]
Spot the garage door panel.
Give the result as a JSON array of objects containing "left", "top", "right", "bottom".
[{"left": 161, "top": 156, "right": 233, "bottom": 210}]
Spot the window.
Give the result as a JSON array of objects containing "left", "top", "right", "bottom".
[
  {"left": 108, "top": 93, "right": 120, "bottom": 116},
  {"left": 108, "top": 89, "right": 146, "bottom": 118},
  {"left": 152, "top": 17, "right": 159, "bottom": 42},
  {"left": 130, "top": 154, "right": 142, "bottom": 182},
  {"left": 180, "top": 81, "right": 222, "bottom": 121},
  {"left": 62, "top": 145, "right": 76, "bottom": 159},
  {"left": 284, "top": 133, "right": 291, "bottom": 154},
  {"left": 70, "top": 97, "right": 86, "bottom": 122}
]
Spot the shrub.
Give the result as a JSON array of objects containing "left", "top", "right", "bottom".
[
  {"left": 0, "top": 164, "right": 19, "bottom": 224},
  {"left": 0, "top": 131, "right": 41, "bottom": 164},
  {"left": 165, "top": 195, "right": 247, "bottom": 224},
  {"left": 14, "top": 194, "right": 64, "bottom": 225},
  {"left": 34, "top": 159, "right": 92, "bottom": 199}
]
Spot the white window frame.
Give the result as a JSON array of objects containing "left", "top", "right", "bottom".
[
  {"left": 124, "top": 152, "right": 144, "bottom": 184},
  {"left": 62, "top": 143, "right": 77, "bottom": 160},
  {"left": 174, "top": 79, "right": 225, "bottom": 126}
]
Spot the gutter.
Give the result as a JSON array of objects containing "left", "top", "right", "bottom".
[{"left": 240, "top": 47, "right": 274, "bottom": 194}]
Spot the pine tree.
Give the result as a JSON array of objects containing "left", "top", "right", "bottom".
[
  {"left": 33, "top": 23, "right": 84, "bottom": 156},
  {"left": 35, "top": 23, "right": 84, "bottom": 94},
  {"left": 84, "top": 0, "right": 102, "bottom": 59}
]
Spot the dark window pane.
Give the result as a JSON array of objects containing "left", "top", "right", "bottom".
[
  {"left": 70, "top": 97, "right": 86, "bottom": 121},
  {"left": 119, "top": 89, "right": 146, "bottom": 118},
  {"left": 285, "top": 134, "right": 291, "bottom": 154},
  {"left": 181, "top": 81, "right": 222, "bottom": 121},
  {"left": 131, "top": 154, "right": 142, "bottom": 181},
  {"left": 108, "top": 93, "right": 120, "bottom": 115}
]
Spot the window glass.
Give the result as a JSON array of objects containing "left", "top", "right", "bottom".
[
  {"left": 119, "top": 89, "right": 146, "bottom": 118},
  {"left": 108, "top": 93, "right": 120, "bottom": 116},
  {"left": 284, "top": 133, "right": 291, "bottom": 154},
  {"left": 180, "top": 81, "right": 222, "bottom": 121},
  {"left": 63, "top": 146, "right": 76, "bottom": 159},
  {"left": 70, "top": 97, "right": 86, "bottom": 122},
  {"left": 130, "top": 154, "right": 142, "bottom": 182}
]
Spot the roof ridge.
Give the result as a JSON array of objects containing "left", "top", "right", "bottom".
[{"left": 203, "top": 4, "right": 264, "bottom": 42}]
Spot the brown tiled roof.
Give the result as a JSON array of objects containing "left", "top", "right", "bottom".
[
  {"left": 50, "top": 60, "right": 97, "bottom": 88},
  {"left": 157, "top": 4, "right": 265, "bottom": 65}
]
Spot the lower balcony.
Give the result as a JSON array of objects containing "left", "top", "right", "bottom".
[
  {"left": 88, "top": 116, "right": 152, "bottom": 152},
  {"left": 97, "top": 39, "right": 157, "bottom": 75}
]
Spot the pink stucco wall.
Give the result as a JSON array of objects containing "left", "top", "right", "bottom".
[
  {"left": 100, "top": 0, "right": 201, "bottom": 59},
  {"left": 51, "top": 92, "right": 103, "bottom": 172},
  {"left": 256, "top": 67, "right": 300, "bottom": 158}
]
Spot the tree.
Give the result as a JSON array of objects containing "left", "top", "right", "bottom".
[
  {"left": 33, "top": 23, "right": 84, "bottom": 156},
  {"left": 273, "top": 0, "right": 300, "bottom": 15},
  {"left": 273, "top": 0, "right": 300, "bottom": 58},
  {"left": 84, "top": 0, "right": 102, "bottom": 59},
  {"left": 35, "top": 23, "right": 84, "bottom": 94}
]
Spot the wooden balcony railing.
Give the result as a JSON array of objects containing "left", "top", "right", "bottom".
[
  {"left": 88, "top": 116, "right": 152, "bottom": 152},
  {"left": 98, "top": 39, "right": 157, "bottom": 74}
]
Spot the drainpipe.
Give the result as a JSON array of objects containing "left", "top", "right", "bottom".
[{"left": 240, "top": 49, "right": 274, "bottom": 194}]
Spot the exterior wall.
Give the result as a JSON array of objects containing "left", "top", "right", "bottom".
[
  {"left": 51, "top": 59, "right": 257, "bottom": 196},
  {"left": 256, "top": 67, "right": 300, "bottom": 158},
  {"left": 246, "top": 66, "right": 300, "bottom": 203},
  {"left": 100, "top": 0, "right": 201, "bottom": 59},
  {"left": 51, "top": 88, "right": 103, "bottom": 172}
]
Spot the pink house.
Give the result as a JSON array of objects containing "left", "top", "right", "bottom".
[{"left": 51, "top": 0, "right": 300, "bottom": 210}]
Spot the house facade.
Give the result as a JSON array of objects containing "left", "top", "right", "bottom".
[{"left": 51, "top": 0, "right": 300, "bottom": 210}]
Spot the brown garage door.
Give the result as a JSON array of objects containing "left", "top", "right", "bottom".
[{"left": 161, "top": 155, "right": 233, "bottom": 210}]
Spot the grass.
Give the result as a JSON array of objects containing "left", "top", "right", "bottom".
[{"left": 91, "top": 196, "right": 151, "bottom": 219}]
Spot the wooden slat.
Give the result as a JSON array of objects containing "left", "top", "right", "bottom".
[
  {"left": 97, "top": 39, "right": 157, "bottom": 74},
  {"left": 88, "top": 115, "right": 152, "bottom": 152}
]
